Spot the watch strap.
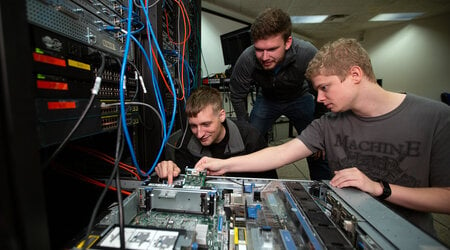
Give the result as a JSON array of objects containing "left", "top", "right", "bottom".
[{"left": 376, "top": 180, "right": 391, "bottom": 200}]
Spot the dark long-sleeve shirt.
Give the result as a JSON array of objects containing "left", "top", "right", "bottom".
[{"left": 230, "top": 37, "right": 318, "bottom": 121}]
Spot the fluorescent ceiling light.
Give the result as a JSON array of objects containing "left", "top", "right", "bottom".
[
  {"left": 291, "top": 15, "right": 328, "bottom": 23},
  {"left": 370, "top": 12, "right": 423, "bottom": 21}
]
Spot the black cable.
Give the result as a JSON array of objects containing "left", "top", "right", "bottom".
[
  {"left": 81, "top": 115, "right": 125, "bottom": 249},
  {"left": 114, "top": 57, "right": 139, "bottom": 101},
  {"left": 114, "top": 118, "right": 126, "bottom": 249},
  {"left": 43, "top": 51, "right": 106, "bottom": 168},
  {"left": 127, "top": 60, "right": 141, "bottom": 101},
  {"left": 43, "top": 94, "right": 96, "bottom": 168},
  {"left": 116, "top": 165, "right": 126, "bottom": 250},
  {"left": 82, "top": 55, "right": 131, "bottom": 249},
  {"left": 80, "top": 158, "right": 118, "bottom": 249}
]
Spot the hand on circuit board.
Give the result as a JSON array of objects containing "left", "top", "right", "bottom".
[
  {"left": 194, "top": 156, "right": 228, "bottom": 176},
  {"left": 155, "top": 160, "right": 181, "bottom": 185}
]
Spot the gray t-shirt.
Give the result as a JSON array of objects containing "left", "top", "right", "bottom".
[{"left": 298, "top": 93, "right": 450, "bottom": 234}]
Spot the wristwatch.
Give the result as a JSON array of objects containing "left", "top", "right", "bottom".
[{"left": 376, "top": 180, "right": 391, "bottom": 200}]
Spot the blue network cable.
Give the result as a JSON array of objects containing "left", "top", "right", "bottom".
[
  {"left": 118, "top": 0, "right": 146, "bottom": 177},
  {"left": 116, "top": 0, "right": 181, "bottom": 177},
  {"left": 130, "top": 34, "right": 167, "bottom": 128},
  {"left": 140, "top": 0, "right": 178, "bottom": 175}
]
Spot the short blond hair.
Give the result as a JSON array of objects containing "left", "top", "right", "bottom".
[
  {"left": 306, "top": 38, "right": 376, "bottom": 82},
  {"left": 185, "top": 86, "right": 223, "bottom": 117}
]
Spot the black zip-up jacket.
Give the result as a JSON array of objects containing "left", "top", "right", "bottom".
[
  {"left": 175, "top": 118, "right": 278, "bottom": 179},
  {"left": 230, "top": 37, "right": 318, "bottom": 121}
]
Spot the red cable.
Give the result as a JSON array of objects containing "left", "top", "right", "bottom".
[{"left": 53, "top": 163, "right": 131, "bottom": 196}]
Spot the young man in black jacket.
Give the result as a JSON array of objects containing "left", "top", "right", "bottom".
[
  {"left": 229, "top": 8, "right": 330, "bottom": 180},
  {"left": 155, "top": 86, "right": 278, "bottom": 184}
]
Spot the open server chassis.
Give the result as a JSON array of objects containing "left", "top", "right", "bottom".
[{"left": 71, "top": 169, "right": 446, "bottom": 250}]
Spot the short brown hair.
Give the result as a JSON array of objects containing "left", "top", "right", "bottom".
[
  {"left": 251, "top": 8, "right": 292, "bottom": 42},
  {"left": 185, "top": 86, "right": 223, "bottom": 117},
  {"left": 305, "top": 38, "right": 376, "bottom": 82}
]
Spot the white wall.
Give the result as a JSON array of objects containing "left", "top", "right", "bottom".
[
  {"left": 200, "top": 11, "right": 247, "bottom": 77},
  {"left": 363, "top": 13, "right": 450, "bottom": 101}
]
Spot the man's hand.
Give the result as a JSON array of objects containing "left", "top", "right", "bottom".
[
  {"left": 195, "top": 157, "right": 227, "bottom": 176},
  {"left": 155, "top": 160, "right": 181, "bottom": 185},
  {"left": 330, "top": 167, "right": 383, "bottom": 197},
  {"left": 331, "top": 168, "right": 450, "bottom": 214}
]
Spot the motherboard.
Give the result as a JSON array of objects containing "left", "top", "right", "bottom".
[{"left": 72, "top": 168, "right": 446, "bottom": 250}]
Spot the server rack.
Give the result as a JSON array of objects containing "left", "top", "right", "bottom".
[
  {"left": 1, "top": 0, "right": 201, "bottom": 249},
  {"left": 0, "top": 0, "right": 50, "bottom": 249}
]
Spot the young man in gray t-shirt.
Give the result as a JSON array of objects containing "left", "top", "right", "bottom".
[{"left": 194, "top": 38, "right": 450, "bottom": 235}]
